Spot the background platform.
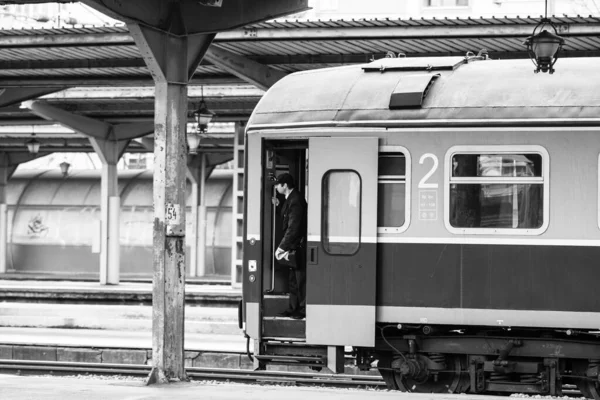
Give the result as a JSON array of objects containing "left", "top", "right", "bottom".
[{"left": 0, "top": 279, "right": 241, "bottom": 306}]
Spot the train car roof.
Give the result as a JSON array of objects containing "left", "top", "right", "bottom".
[{"left": 247, "top": 56, "right": 600, "bottom": 129}]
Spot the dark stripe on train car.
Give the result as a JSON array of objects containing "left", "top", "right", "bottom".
[
  {"left": 377, "top": 242, "right": 462, "bottom": 308},
  {"left": 377, "top": 243, "right": 600, "bottom": 312},
  {"left": 307, "top": 242, "right": 377, "bottom": 306}
]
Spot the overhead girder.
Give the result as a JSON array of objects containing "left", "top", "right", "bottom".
[
  {"left": 204, "top": 45, "right": 287, "bottom": 91},
  {"left": 0, "top": 22, "right": 599, "bottom": 47},
  {"left": 0, "top": 77, "right": 244, "bottom": 88},
  {"left": 129, "top": 24, "right": 215, "bottom": 84},
  {"left": 3, "top": 51, "right": 599, "bottom": 73},
  {"left": 20, "top": 101, "right": 154, "bottom": 141},
  {"left": 80, "top": 0, "right": 308, "bottom": 36},
  {"left": 0, "top": 87, "right": 67, "bottom": 108}
]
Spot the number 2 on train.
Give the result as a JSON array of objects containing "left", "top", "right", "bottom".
[{"left": 418, "top": 153, "right": 439, "bottom": 189}]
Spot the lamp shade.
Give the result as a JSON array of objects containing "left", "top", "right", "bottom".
[
  {"left": 59, "top": 161, "right": 70, "bottom": 177},
  {"left": 193, "top": 100, "right": 213, "bottom": 127},
  {"left": 26, "top": 137, "right": 40, "bottom": 154},
  {"left": 187, "top": 131, "right": 201, "bottom": 154},
  {"left": 524, "top": 25, "right": 565, "bottom": 74}
]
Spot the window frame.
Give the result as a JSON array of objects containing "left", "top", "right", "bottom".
[
  {"left": 321, "top": 169, "right": 362, "bottom": 256},
  {"left": 444, "top": 145, "right": 550, "bottom": 236},
  {"left": 377, "top": 145, "right": 411, "bottom": 234}
]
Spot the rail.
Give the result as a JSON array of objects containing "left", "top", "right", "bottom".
[{"left": 0, "top": 359, "right": 385, "bottom": 389}]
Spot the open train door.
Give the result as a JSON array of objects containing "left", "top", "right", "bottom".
[{"left": 306, "top": 137, "right": 378, "bottom": 347}]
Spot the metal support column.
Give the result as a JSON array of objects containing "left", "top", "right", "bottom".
[
  {"left": 89, "top": 137, "right": 129, "bottom": 285},
  {"left": 198, "top": 153, "right": 208, "bottom": 278},
  {"left": 98, "top": 161, "right": 119, "bottom": 284},
  {"left": 128, "top": 22, "right": 215, "bottom": 383},
  {"left": 187, "top": 152, "right": 207, "bottom": 278},
  {"left": 0, "top": 157, "right": 8, "bottom": 274},
  {"left": 188, "top": 168, "right": 199, "bottom": 278}
]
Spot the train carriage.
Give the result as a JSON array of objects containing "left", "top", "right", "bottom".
[{"left": 240, "top": 55, "right": 600, "bottom": 397}]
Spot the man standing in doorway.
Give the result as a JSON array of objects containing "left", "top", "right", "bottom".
[{"left": 274, "top": 173, "right": 307, "bottom": 319}]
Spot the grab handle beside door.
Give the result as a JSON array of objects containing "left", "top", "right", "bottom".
[{"left": 308, "top": 245, "right": 318, "bottom": 265}]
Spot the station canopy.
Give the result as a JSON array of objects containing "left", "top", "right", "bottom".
[{"left": 0, "top": 15, "right": 599, "bottom": 154}]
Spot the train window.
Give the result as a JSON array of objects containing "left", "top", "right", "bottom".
[
  {"left": 377, "top": 147, "right": 410, "bottom": 234},
  {"left": 445, "top": 146, "right": 549, "bottom": 235},
  {"left": 322, "top": 170, "right": 361, "bottom": 255}
]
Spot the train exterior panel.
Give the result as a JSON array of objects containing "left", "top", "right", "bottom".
[{"left": 241, "top": 56, "right": 600, "bottom": 397}]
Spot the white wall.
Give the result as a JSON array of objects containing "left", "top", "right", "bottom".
[{"left": 295, "top": 0, "right": 600, "bottom": 19}]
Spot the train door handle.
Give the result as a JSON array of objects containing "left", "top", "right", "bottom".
[{"left": 308, "top": 246, "right": 318, "bottom": 265}]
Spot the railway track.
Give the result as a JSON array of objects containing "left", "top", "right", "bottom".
[{"left": 0, "top": 359, "right": 385, "bottom": 389}]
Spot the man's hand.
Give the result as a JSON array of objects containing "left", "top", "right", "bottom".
[{"left": 275, "top": 247, "right": 289, "bottom": 261}]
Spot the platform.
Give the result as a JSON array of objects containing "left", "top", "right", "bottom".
[
  {"left": 0, "top": 279, "right": 241, "bottom": 305},
  {"left": 0, "top": 375, "right": 408, "bottom": 400},
  {"left": 0, "top": 327, "right": 252, "bottom": 369}
]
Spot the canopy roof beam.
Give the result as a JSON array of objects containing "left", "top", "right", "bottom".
[
  {"left": 0, "top": 87, "right": 67, "bottom": 108},
  {"left": 20, "top": 101, "right": 154, "bottom": 141},
  {"left": 0, "top": 22, "right": 598, "bottom": 48},
  {"left": 204, "top": 45, "right": 286, "bottom": 90}
]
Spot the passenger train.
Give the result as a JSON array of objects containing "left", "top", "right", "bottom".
[{"left": 240, "top": 55, "right": 600, "bottom": 397}]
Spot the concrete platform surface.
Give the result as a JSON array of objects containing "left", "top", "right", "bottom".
[
  {"left": 0, "top": 279, "right": 241, "bottom": 305},
  {"left": 0, "top": 327, "right": 247, "bottom": 352},
  {"left": 0, "top": 375, "right": 494, "bottom": 400},
  {"left": 0, "top": 279, "right": 239, "bottom": 295},
  {"left": 0, "top": 303, "right": 240, "bottom": 334}
]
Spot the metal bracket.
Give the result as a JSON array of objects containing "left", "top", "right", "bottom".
[{"left": 469, "top": 357, "right": 486, "bottom": 393}]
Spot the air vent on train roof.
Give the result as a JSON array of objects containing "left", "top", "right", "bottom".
[
  {"left": 388, "top": 73, "right": 440, "bottom": 109},
  {"left": 362, "top": 56, "right": 466, "bottom": 72}
]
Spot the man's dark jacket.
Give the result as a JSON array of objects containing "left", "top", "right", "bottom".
[{"left": 278, "top": 189, "right": 307, "bottom": 252}]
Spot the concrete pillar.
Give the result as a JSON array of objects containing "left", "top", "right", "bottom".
[
  {"left": 88, "top": 138, "right": 129, "bottom": 286},
  {"left": 88, "top": 136, "right": 130, "bottom": 285},
  {"left": 198, "top": 153, "right": 208, "bottom": 278},
  {"left": 128, "top": 22, "right": 215, "bottom": 384},
  {"left": 0, "top": 161, "right": 8, "bottom": 274},
  {"left": 188, "top": 153, "right": 208, "bottom": 278},
  {"left": 99, "top": 162, "right": 118, "bottom": 284},
  {"left": 188, "top": 172, "right": 199, "bottom": 278}
]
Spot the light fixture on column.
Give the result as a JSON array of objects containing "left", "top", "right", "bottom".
[
  {"left": 25, "top": 134, "right": 40, "bottom": 154},
  {"left": 59, "top": 161, "right": 70, "bottom": 177},
  {"left": 193, "top": 87, "right": 213, "bottom": 134},
  {"left": 523, "top": 0, "right": 565, "bottom": 74}
]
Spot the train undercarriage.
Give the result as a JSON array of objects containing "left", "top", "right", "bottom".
[
  {"left": 253, "top": 323, "right": 600, "bottom": 398},
  {"left": 360, "top": 324, "right": 600, "bottom": 398}
]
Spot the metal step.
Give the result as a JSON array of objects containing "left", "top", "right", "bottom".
[
  {"left": 262, "top": 294, "right": 291, "bottom": 317},
  {"left": 254, "top": 354, "right": 326, "bottom": 367},
  {"left": 263, "top": 317, "right": 305, "bottom": 339}
]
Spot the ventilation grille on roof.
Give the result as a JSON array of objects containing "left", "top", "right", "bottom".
[{"left": 389, "top": 74, "right": 440, "bottom": 109}]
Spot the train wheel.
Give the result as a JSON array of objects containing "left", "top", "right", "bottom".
[
  {"left": 574, "top": 360, "right": 600, "bottom": 399},
  {"left": 577, "top": 381, "right": 595, "bottom": 399},
  {"left": 377, "top": 356, "right": 399, "bottom": 390},
  {"left": 393, "top": 354, "right": 470, "bottom": 394}
]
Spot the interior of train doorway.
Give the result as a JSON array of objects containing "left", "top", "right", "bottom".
[
  {"left": 259, "top": 136, "right": 378, "bottom": 347},
  {"left": 261, "top": 139, "right": 308, "bottom": 340}
]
